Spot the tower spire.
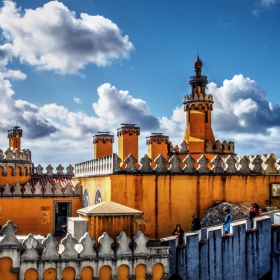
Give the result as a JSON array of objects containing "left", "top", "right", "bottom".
[{"left": 183, "top": 57, "right": 215, "bottom": 153}]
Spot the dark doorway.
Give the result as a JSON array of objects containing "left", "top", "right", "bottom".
[{"left": 54, "top": 202, "right": 71, "bottom": 236}]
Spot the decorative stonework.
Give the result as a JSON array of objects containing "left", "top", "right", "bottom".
[
  {"left": 21, "top": 234, "right": 40, "bottom": 261},
  {"left": 139, "top": 154, "right": 153, "bottom": 173},
  {"left": 133, "top": 231, "right": 148, "bottom": 256},
  {"left": 124, "top": 154, "right": 138, "bottom": 173},
  {"left": 75, "top": 153, "right": 280, "bottom": 176},
  {"left": 115, "top": 231, "right": 132, "bottom": 257},
  {"left": 197, "top": 155, "right": 210, "bottom": 174},
  {"left": 0, "top": 220, "right": 21, "bottom": 248},
  {"left": 146, "top": 135, "right": 169, "bottom": 145},
  {"left": 60, "top": 234, "right": 79, "bottom": 260},
  {"left": 182, "top": 155, "right": 197, "bottom": 174},
  {"left": 46, "top": 164, "right": 53, "bottom": 175},
  {"left": 56, "top": 164, "right": 64, "bottom": 175},
  {"left": 211, "top": 155, "right": 225, "bottom": 174},
  {"left": 117, "top": 126, "right": 140, "bottom": 137},
  {"left": 79, "top": 232, "right": 96, "bottom": 258},
  {"left": 168, "top": 155, "right": 182, "bottom": 173},
  {"left": 179, "top": 141, "right": 188, "bottom": 153},
  {"left": 93, "top": 134, "right": 114, "bottom": 144},
  {"left": 97, "top": 232, "right": 115, "bottom": 258},
  {"left": 154, "top": 155, "right": 167, "bottom": 173},
  {"left": 224, "top": 155, "right": 238, "bottom": 174},
  {"left": 41, "top": 234, "right": 59, "bottom": 261}
]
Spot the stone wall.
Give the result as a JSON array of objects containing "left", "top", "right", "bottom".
[
  {"left": 0, "top": 221, "right": 170, "bottom": 280},
  {"left": 161, "top": 214, "right": 280, "bottom": 280}
]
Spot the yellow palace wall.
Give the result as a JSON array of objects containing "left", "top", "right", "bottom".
[
  {"left": 0, "top": 197, "right": 81, "bottom": 236},
  {"left": 79, "top": 174, "right": 280, "bottom": 239}
]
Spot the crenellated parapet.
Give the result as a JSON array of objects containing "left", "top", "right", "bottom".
[
  {"left": 160, "top": 214, "right": 280, "bottom": 280},
  {"left": 75, "top": 153, "right": 280, "bottom": 176},
  {"left": 0, "top": 148, "right": 31, "bottom": 161},
  {"left": 205, "top": 140, "right": 235, "bottom": 154},
  {"left": 0, "top": 221, "right": 170, "bottom": 280},
  {"left": 183, "top": 93, "right": 214, "bottom": 111},
  {"left": 0, "top": 179, "right": 81, "bottom": 197},
  {"left": 0, "top": 162, "right": 33, "bottom": 176},
  {"left": 34, "top": 164, "right": 74, "bottom": 176}
]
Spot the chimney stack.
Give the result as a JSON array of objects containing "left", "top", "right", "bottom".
[{"left": 93, "top": 132, "right": 114, "bottom": 159}]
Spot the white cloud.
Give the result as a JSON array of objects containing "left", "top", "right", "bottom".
[
  {"left": 252, "top": 0, "right": 279, "bottom": 16},
  {"left": 261, "top": 0, "right": 277, "bottom": 6},
  {"left": 73, "top": 97, "right": 82, "bottom": 104},
  {"left": 93, "top": 83, "right": 160, "bottom": 130},
  {"left": 0, "top": 0, "right": 134, "bottom": 75},
  {"left": 2, "top": 69, "right": 26, "bottom": 80},
  {"left": 1, "top": 70, "right": 280, "bottom": 167}
]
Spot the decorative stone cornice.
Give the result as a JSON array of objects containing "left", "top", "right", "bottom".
[
  {"left": 146, "top": 135, "right": 169, "bottom": 145},
  {"left": 93, "top": 135, "right": 114, "bottom": 144},
  {"left": 117, "top": 126, "right": 140, "bottom": 137}
]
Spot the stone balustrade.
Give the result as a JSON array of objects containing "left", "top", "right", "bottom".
[
  {"left": 0, "top": 221, "right": 170, "bottom": 280},
  {"left": 75, "top": 154, "right": 120, "bottom": 177}
]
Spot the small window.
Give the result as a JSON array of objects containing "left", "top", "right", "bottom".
[{"left": 205, "top": 111, "right": 208, "bottom": 123}]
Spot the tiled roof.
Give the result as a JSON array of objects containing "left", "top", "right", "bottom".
[
  {"left": 29, "top": 176, "right": 74, "bottom": 188},
  {"left": 77, "top": 201, "right": 143, "bottom": 216}
]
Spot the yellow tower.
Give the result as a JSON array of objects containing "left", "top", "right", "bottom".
[
  {"left": 117, "top": 124, "right": 140, "bottom": 167},
  {"left": 183, "top": 56, "right": 215, "bottom": 153},
  {"left": 93, "top": 132, "right": 114, "bottom": 159},
  {"left": 7, "top": 125, "right": 23, "bottom": 150}
]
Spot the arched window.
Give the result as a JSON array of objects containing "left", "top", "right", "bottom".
[
  {"left": 83, "top": 189, "right": 89, "bottom": 207},
  {"left": 95, "top": 190, "right": 102, "bottom": 204}
]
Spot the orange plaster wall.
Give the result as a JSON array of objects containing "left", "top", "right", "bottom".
[
  {"left": 0, "top": 257, "right": 17, "bottom": 280},
  {"left": 0, "top": 166, "right": 31, "bottom": 185},
  {"left": 108, "top": 174, "right": 280, "bottom": 238},
  {"left": 0, "top": 197, "right": 81, "bottom": 235}
]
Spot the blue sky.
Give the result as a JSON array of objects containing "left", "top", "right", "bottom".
[{"left": 0, "top": 0, "right": 280, "bottom": 168}]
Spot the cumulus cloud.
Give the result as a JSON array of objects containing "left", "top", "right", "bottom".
[
  {"left": 1, "top": 68, "right": 280, "bottom": 166},
  {"left": 209, "top": 74, "right": 280, "bottom": 134},
  {"left": 0, "top": 0, "right": 134, "bottom": 74},
  {"left": 0, "top": 76, "right": 161, "bottom": 165},
  {"left": 93, "top": 83, "right": 160, "bottom": 131},
  {"left": 0, "top": 74, "right": 58, "bottom": 139}
]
